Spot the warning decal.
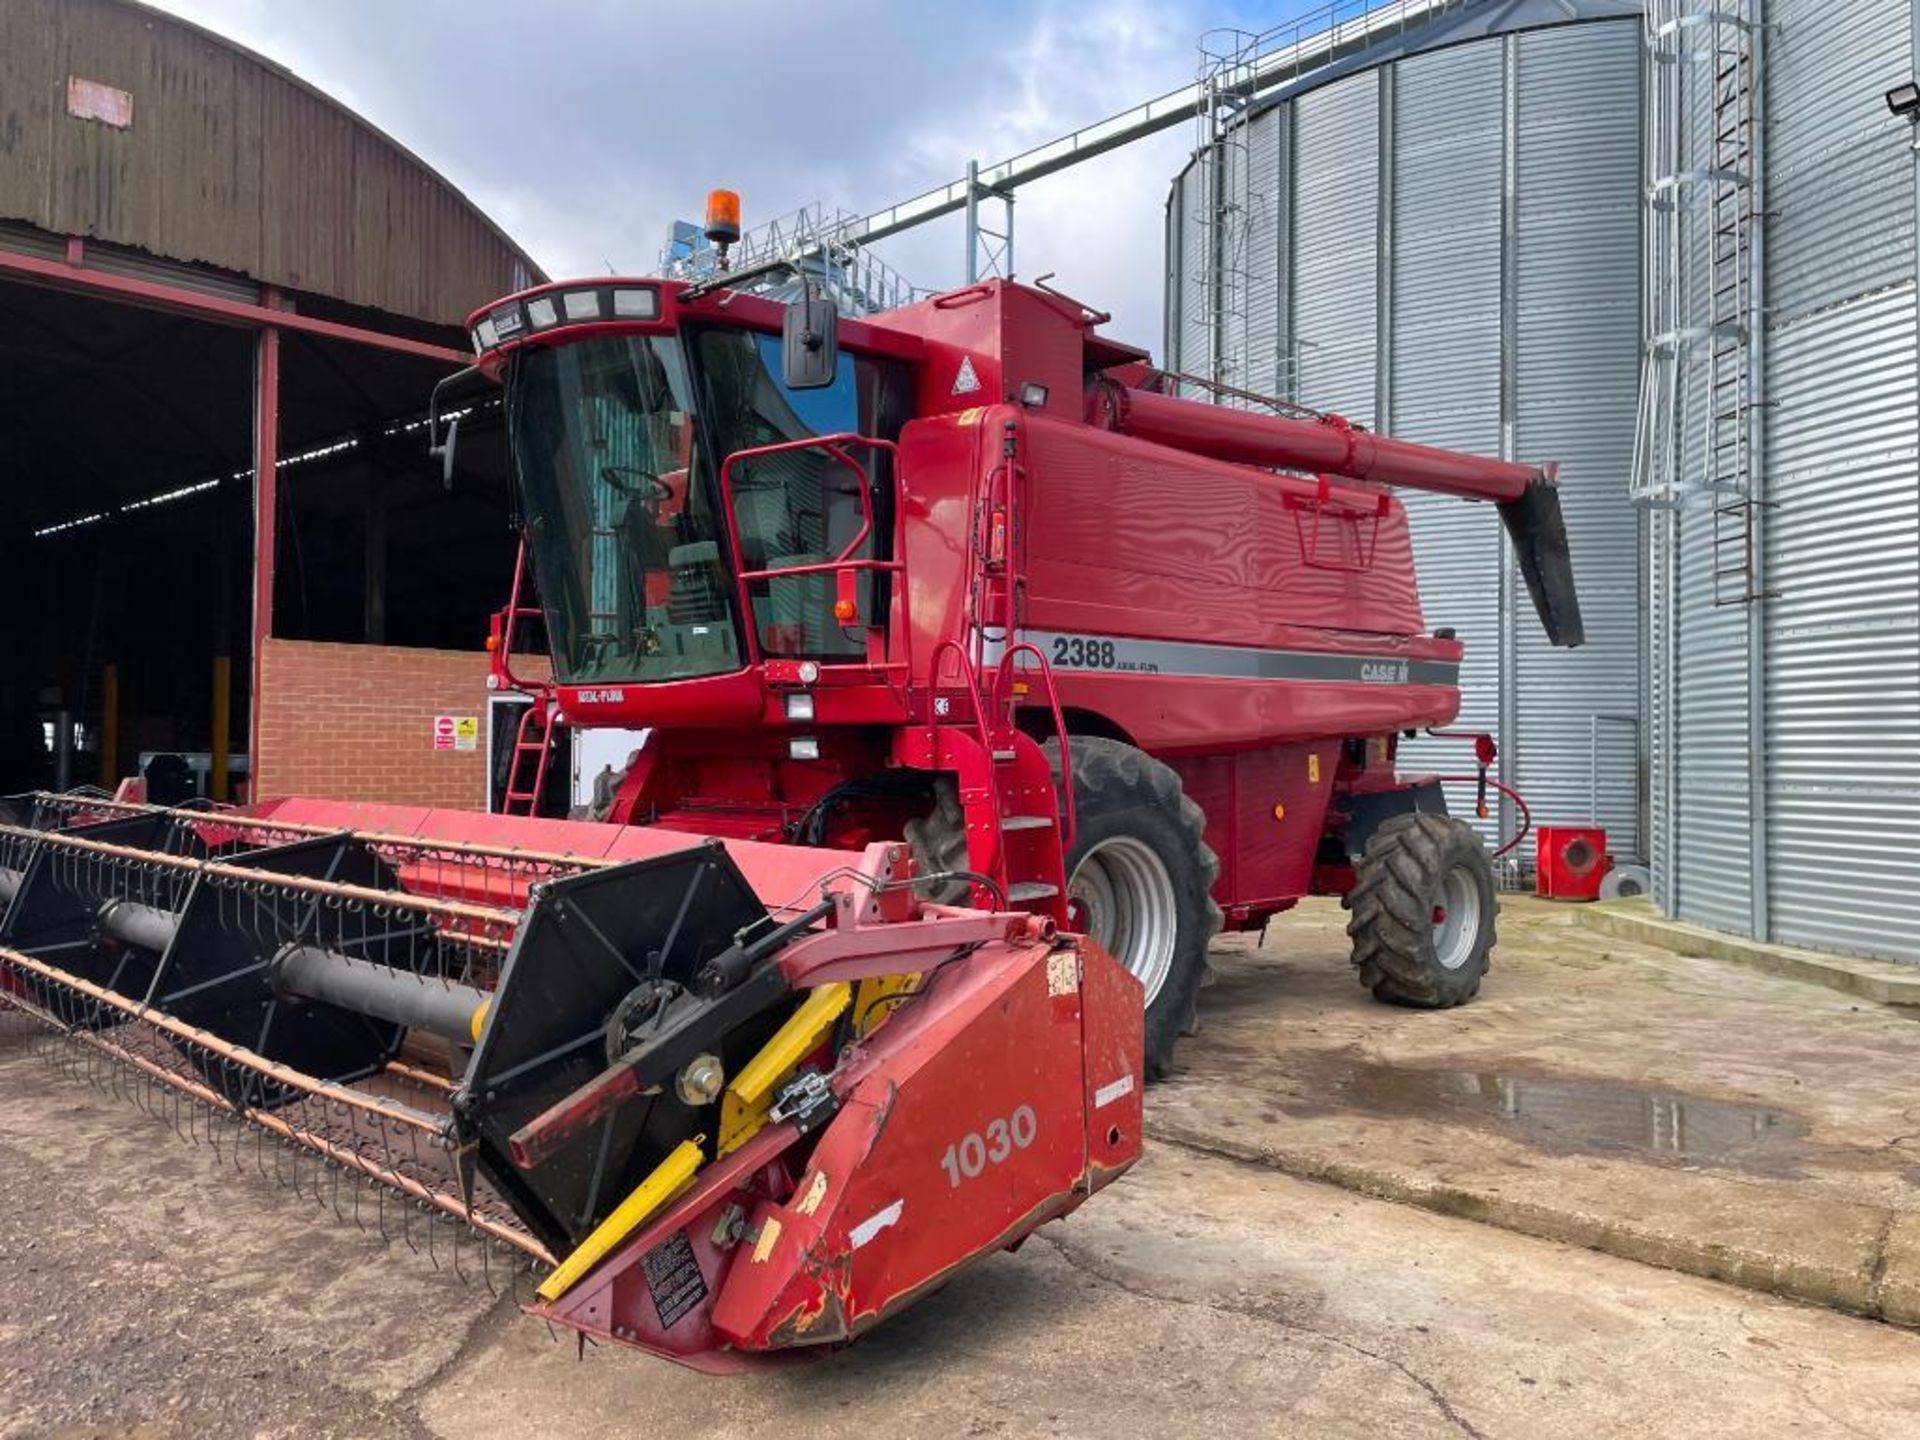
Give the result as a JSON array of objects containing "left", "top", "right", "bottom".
[
  {"left": 952, "top": 355, "right": 981, "bottom": 396},
  {"left": 433, "top": 715, "right": 480, "bottom": 752},
  {"left": 642, "top": 1229, "right": 708, "bottom": 1329}
]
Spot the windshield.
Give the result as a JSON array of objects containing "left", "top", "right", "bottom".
[{"left": 508, "top": 336, "right": 739, "bottom": 683}]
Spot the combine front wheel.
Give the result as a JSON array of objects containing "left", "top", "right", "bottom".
[
  {"left": 1047, "top": 738, "right": 1221, "bottom": 1079},
  {"left": 1344, "top": 812, "right": 1496, "bottom": 1007}
]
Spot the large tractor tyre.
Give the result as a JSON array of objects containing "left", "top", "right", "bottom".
[
  {"left": 1343, "top": 812, "right": 1497, "bottom": 1008},
  {"left": 902, "top": 779, "right": 972, "bottom": 907},
  {"left": 1044, "top": 737, "right": 1222, "bottom": 1080}
]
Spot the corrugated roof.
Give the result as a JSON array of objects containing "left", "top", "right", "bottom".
[{"left": 0, "top": 0, "right": 545, "bottom": 326}]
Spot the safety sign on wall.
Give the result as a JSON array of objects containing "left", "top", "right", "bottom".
[{"left": 433, "top": 715, "right": 479, "bottom": 752}]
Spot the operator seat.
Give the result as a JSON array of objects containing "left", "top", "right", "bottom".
[{"left": 666, "top": 541, "right": 727, "bottom": 625}]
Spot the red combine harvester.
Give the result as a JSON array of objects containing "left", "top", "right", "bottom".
[{"left": 0, "top": 225, "right": 1579, "bottom": 1370}]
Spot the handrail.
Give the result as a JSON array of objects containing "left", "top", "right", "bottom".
[
  {"left": 716, "top": 432, "right": 904, "bottom": 674},
  {"left": 490, "top": 537, "right": 552, "bottom": 698},
  {"left": 929, "top": 637, "right": 992, "bottom": 741},
  {"left": 992, "top": 642, "right": 1076, "bottom": 849},
  {"left": 927, "top": 637, "right": 1007, "bottom": 862}
]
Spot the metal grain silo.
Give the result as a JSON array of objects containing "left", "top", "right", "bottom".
[
  {"left": 1167, "top": 0, "right": 1646, "bottom": 865},
  {"left": 1638, "top": 0, "right": 1920, "bottom": 959}
]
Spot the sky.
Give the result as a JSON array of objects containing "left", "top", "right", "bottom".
[{"left": 138, "top": 0, "right": 1325, "bottom": 353}]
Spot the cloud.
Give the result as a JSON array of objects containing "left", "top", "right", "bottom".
[
  {"left": 871, "top": 0, "right": 1202, "bottom": 348},
  {"left": 137, "top": 0, "right": 1323, "bottom": 352}
]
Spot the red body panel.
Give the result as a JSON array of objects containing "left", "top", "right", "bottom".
[
  {"left": 532, "top": 929, "right": 1143, "bottom": 1369},
  {"left": 251, "top": 794, "right": 879, "bottom": 915},
  {"left": 1021, "top": 412, "right": 1428, "bottom": 643},
  {"left": 464, "top": 274, "right": 1531, "bottom": 933}
]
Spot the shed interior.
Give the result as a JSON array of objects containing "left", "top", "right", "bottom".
[{"left": 2, "top": 274, "right": 511, "bottom": 797}]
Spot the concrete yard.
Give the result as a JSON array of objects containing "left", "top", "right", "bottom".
[
  {"left": 1160, "top": 895, "right": 1920, "bottom": 1323},
  {"left": 4, "top": 897, "right": 1920, "bottom": 1438}
]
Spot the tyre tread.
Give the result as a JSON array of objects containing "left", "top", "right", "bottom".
[{"left": 1341, "top": 812, "right": 1498, "bottom": 1008}]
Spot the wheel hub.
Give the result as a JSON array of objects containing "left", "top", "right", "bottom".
[
  {"left": 1068, "top": 836, "right": 1178, "bottom": 1007},
  {"left": 1431, "top": 867, "right": 1481, "bottom": 972}
]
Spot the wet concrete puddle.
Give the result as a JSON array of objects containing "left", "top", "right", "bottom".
[{"left": 1281, "top": 1052, "right": 1805, "bottom": 1172}]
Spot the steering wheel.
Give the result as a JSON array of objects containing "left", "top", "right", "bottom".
[{"left": 600, "top": 465, "right": 673, "bottom": 503}]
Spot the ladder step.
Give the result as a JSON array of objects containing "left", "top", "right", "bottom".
[
  {"left": 1000, "top": 814, "right": 1055, "bottom": 831},
  {"left": 1006, "top": 881, "right": 1060, "bottom": 903}
]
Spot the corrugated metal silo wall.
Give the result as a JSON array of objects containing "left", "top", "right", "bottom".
[
  {"left": 1669, "top": 7, "right": 1754, "bottom": 935},
  {"left": 1759, "top": 0, "right": 1920, "bottom": 957},
  {"left": 1293, "top": 73, "right": 1382, "bottom": 423},
  {"left": 1655, "top": 0, "right": 1920, "bottom": 953},
  {"left": 1389, "top": 41, "right": 1506, "bottom": 842},
  {"left": 1167, "top": 17, "right": 1646, "bottom": 862},
  {"left": 1509, "top": 23, "right": 1644, "bottom": 858}
]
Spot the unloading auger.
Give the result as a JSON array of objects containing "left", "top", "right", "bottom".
[{"left": 0, "top": 790, "right": 1143, "bottom": 1369}]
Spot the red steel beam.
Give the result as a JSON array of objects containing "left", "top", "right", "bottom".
[{"left": 0, "top": 243, "right": 469, "bottom": 367}]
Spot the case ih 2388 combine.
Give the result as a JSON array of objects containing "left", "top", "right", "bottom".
[{"left": 0, "top": 205, "right": 1580, "bottom": 1369}]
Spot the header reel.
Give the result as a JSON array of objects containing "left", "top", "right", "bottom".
[{"left": 0, "top": 792, "right": 1144, "bottom": 1367}]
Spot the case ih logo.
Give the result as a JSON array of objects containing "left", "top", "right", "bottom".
[{"left": 1359, "top": 661, "right": 1410, "bottom": 685}]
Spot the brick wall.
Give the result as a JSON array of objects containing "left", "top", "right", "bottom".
[{"left": 254, "top": 638, "right": 548, "bottom": 808}]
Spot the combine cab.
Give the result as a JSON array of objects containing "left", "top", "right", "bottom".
[{"left": 0, "top": 225, "right": 1579, "bottom": 1367}]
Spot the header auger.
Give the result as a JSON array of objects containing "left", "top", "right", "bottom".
[{"left": 3, "top": 244, "right": 1578, "bottom": 1368}]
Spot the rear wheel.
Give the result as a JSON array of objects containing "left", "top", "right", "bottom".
[
  {"left": 1046, "top": 737, "right": 1221, "bottom": 1079},
  {"left": 1344, "top": 812, "right": 1497, "bottom": 1007}
]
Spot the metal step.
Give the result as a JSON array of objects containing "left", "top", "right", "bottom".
[
  {"left": 1000, "top": 815, "right": 1054, "bottom": 831},
  {"left": 1005, "top": 881, "right": 1060, "bottom": 903}
]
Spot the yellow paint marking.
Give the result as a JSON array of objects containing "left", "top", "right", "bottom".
[
  {"left": 753, "top": 1216, "right": 784, "bottom": 1264},
  {"left": 535, "top": 1137, "right": 704, "bottom": 1302},
  {"left": 468, "top": 998, "right": 490, "bottom": 1045},
  {"left": 1308, "top": 753, "right": 1321, "bottom": 784}
]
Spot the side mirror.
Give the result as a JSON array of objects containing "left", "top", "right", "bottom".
[
  {"left": 427, "top": 363, "right": 480, "bottom": 491},
  {"left": 782, "top": 290, "right": 840, "bottom": 390},
  {"left": 432, "top": 415, "right": 461, "bottom": 490}
]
